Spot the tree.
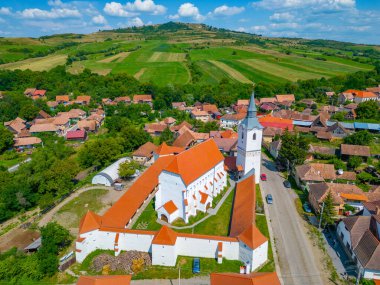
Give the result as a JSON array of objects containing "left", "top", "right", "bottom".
[
  {"left": 121, "top": 126, "right": 151, "bottom": 152},
  {"left": 159, "top": 127, "right": 174, "bottom": 145},
  {"left": 329, "top": 158, "right": 347, "bottom": 170},
  {"left": 356, "top": 100, "right": 379, "bottom": 120},
  {"left": 118, "top": 160, "right": 139, "bottom": 178},
  {"left": 347, "top": 156, "right": 362, "bottom": 169},
  {"left": 344, "top": 130, "right": 374, "bottom": 146},
  {"left": 279, "top": 130, "right": 308, "bottom": 166},
  {"left": 0, "top": 127, "right": 14, "bottom": 154},
  {"left": 19, "top": 104, "right": 40, "bottom": 121},
  {"left": 321, "top": 191, "right": 336, "bottom": 227}
]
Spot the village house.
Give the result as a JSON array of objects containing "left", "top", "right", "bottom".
[
  {"left": 259, "top": 97, "right": 277, "bottom": 105},
  {"left": 35, "top": 110, "right": 51, "bottom": 120},
  {"left": 29, "top": 123, "right": 58, "bottom": 135},
  {"left": 366, "top": 85, "right": 380, "bottom": 96},
  {"left": 338, "top": 90, "right": 357, "bottom": 104},
  {"left": 13, "top": 137, "right": 42, "bottom": 150},
  {"left": 263, "top": 127, "right": 283, "bottom": 143},
  {"left": 170, "top": 121, "right": 193, "bottom": 134},
  {"left": 24, "top": 88, "right": 46, "bottom": 100},
  {"left": 220, "top": 113, "right": 246, "bottom": 128},
  {"left": 78, "top": 120, "right": 98, "bottom": 132},
  {"left": 276, "top": 94, "right": 295, "bottom": 105},
  {"left": 336, "top": 215, "right": 380, "bottom": 280},
  {"left": 341, "top": 144, "right": 371, "bottom": 160},
  {"left": 132, "top": 142, "right": 158, "bottom": 165},
  {"left": 213, "top": 137, "right": 238, "bottom": 156},
  {"left": 46, "top": 101, "right": 58, "bottom": 110},
  {"left": 210, "top": 129, "right": 238, "bottom": 139},
  {"left": 363, "top": 200, "right": 380, "bottom": 216},
  {"left": 269, "top": 140, "right": 281, "bottom": 159},
  {"left": 114, "top": 96, "right": 131, "bottom": 104},
  {"left": 133, "top": 95, "right": 153, "bottom": 107},
  {"left": 319, "top": 105, "right": 340, "bottom": 115},
  {"left": 354, "top": 91, "right": 378, "bottom": 104},
  {"left": 308, "top": 183, "right": 369, "bottom": 215},
  {"left": 172, "top": 102, "right": 186, "bottom": 109},
  {"left": 56, "top": 95, "right": 70, "bottom": 105},
  {"left": 172, "top": 129, "right": 209, "bottom": 149},
  {"left": 101, "top": 98, "right": 115, "bottom": 106},
  {"left": 66, "top": 130, "right": 87, "bottom": 141},
  {"left": 144, "top": 122, "right": 167, "bottom": 136},
  {"left": 260, "top": 102, "right": 279, "bottom": 113},
  {"left": 75, "top": 95, "right": 91, "bottom": 105},
  {"left": 295, "top": 163, "right": 356, "bottom": 188},
  {"left": 4, "top": 117, "right": 27, "bottom": 136},
  {"left": 259, "top": 115, "right": 293, "bottom": 131},
  {"left": 191, "top": 110, "right": 211, "bottom": 123}
]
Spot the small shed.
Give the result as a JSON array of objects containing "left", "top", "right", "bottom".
[
  {"left": 92, "top": 157, "right": 129, "bottom": 186},
  {"left": 24, "top": 237, "right": 41, "bottom": 253}
]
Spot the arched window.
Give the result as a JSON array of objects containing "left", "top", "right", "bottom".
[{"left": 252, "top": 133, "right": 256, "bottom": 140}]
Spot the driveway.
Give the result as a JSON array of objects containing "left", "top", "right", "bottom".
[{"left": 260, "top": 156, "right": 325, "bottom": 285}]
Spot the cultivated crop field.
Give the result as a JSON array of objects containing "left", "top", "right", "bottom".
[{"left": 0, "top": 24, "right": 376, "bottom": 86}]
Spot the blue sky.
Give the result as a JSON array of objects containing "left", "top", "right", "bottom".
[{"left": 0, "top": 0, "right": 379, "bottom": 44}]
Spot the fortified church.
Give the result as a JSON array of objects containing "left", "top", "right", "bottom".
[{"left": 76, "top": 92, "right": 268, "bottom": 271}]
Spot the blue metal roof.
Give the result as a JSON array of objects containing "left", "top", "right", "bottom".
[
  {"left": 293, "top": 121, "right": 312, "bottom": 126},
  {"left": 354, "top": 122, "right": 380, "bottom": 131}
]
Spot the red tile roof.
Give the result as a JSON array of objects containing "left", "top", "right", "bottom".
[
  {"left": 14, "top": 137, "right": 42, "bottom": 147},
  {"left": 133, "top": 95, "right": 152, "bottom": 102},
  {"left": 155, "top": 142, "right": 184, "bottom": 156},
  {"left": 259, "top": 115, "right": 293, "bottom": 130},
  {"left": 77, "top": 275, "right": 131, "bottom": 285},
  {"left": 230, "top": 175, "right": 256, "bottom": 237},
  {"left": 132, "top": 142, "right": 157, "bottom": 158},
  {"left": 276, "top": 94, "right": 295, "bottom": 103},
  {"left": 210, "top": 272, "right": 280, "bottom": 285},
  {"left": 163, "top": 200, "right": 178, "bottom": 214},
  {"left": 355, "top": 91, "right": 377, "bottom": 98},
  {"left": 66, "top": 130, "right": 86, "bottom": 140},
  {"left": 238, "top": 224, "right": 268, "bottom": 250},
  {"left": 164, "top": 139, "right": 224, "bottom": 185},
  {"left": 101, "top": 155, "right": 176, "bottom": 228},
  {"left": 152, "top": 226, "right": 177, "bottom": 246},
  {"left": 56, "top": 95, "right": 70, "bottom": 102},
  {"left": 79, "top": 211, "right": 102, "bottom": 234},
  {"left": 34, "top": 89, "right": 46, "bottom": 96}
]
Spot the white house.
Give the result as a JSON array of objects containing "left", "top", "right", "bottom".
[
  {"left": 220, "top": 113, "right": 246, "bottom": 128},
  {"left": 155, "top": 139, "right": 227, "bottom": 224},
  {"left": 236, "top": 92, "right": 263, "bottom": 183},
  {"left": 92, "top": 157, "right": 129, "bottom": 186},
  {"left": 337, "top": 215, "right": 380, "bottom": 280}
]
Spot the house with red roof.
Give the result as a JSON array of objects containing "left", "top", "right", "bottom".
[{"left": 353, "top": 91, "right": 379, "bottom": 104}]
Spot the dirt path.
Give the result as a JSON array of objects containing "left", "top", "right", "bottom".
[
  {"left": 98, "top": 52, "right": 130, "bottom": 63},
  {"left": 38, "top": 185, "right": 113, "bottom": 227},
  {"left": 134, "top": 68, "right": 146, "bottom": 79}
]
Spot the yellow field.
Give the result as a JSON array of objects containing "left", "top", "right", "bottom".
[
  {"left": 148, "top": 52, "right": 186, "bottom": 62},
  {"left": 98, "top": 52, "right": 130, "bottom": 63},
  {"left": 134, "top": 68, "right": 146, "bottom": 79},
  {"left": 208, "top": 60, "right": 252, "bottom": 84},
  {"left": 0, "top": 54, "right": 67, "bottom": 71}
]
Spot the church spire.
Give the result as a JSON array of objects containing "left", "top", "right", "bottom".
[
  {"left": 247, "top": 91, "right": 257, "bottom": 118},
  {"left": 242, "top": 91, "right": 263, "bottom": 130}
]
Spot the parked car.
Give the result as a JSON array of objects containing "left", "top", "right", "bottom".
[
  {"left": 260, "top": 173, "right": 267, "bottom": 181},
  {"left": 303, "top": 203, "right": 312, "bottom": 213},
  {"left": 283, "top": 180, "right": 291, "bottom": 188},
  {"left": 192, "top": 258, "right": 200, "bottom": 274},
  {"left": 266, "top": 194, "right": 273, "bottom": 204}
]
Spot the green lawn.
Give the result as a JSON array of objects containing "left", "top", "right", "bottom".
[
  {"left": 134, "top": 256, "right": 243, "bottom": 280},
  {"left": 53, "top": 189, "right": 108, "bottom": 229},
  {"left": 0, "top": 156, "right": 23, "bottom": 168},
  {"left": 132, "top": 198, "right": 163, "bottom": 231}
]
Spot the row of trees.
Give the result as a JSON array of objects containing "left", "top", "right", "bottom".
[{"left": 0, "top": 222, "right": 71, "bottom": 282}]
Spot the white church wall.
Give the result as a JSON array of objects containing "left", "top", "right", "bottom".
[
  {"left": 152, "top": 244, "right": 177, "bottom": 266},
  {"left": 176, "top": 237, "right": 239, "bottom": 260},
  {"left": 251, "top": 241, "right": 268, "bottom": 271},
  {"left": 122, "top": 233, "right": 154, "bottom": 252}
]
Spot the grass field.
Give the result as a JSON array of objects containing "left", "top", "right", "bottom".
[
  {"left": 0, "top": 54, "right": 67, "bottom": 71},
  {"left": 0, "top": 25, "right": 376, "bottom": 85},
  {"left": 209, "top": 60, "right": 252, "bottom": 84},
  {"left": 53, "top": 189, "right": 108, "bottom": 229}
]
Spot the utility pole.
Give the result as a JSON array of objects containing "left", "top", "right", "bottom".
[
  {"left": 178, "top": 266, "right": 181, "bottom": 285},
  {"left": 355, "top": 266, "right": 361, "bottom": 285},
  {"left": 318, "top": 201, "right": 325, "bottom": 230}
]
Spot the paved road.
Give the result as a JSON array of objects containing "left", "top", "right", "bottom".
[
  {"left": 260, "top": 156, "right": 324, "bottom": 285},
  {"left": 131, "top": 277, "right": 209, "bottom": 285}
]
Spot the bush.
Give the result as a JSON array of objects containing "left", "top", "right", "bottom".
[
  {"left": 329, "top": 158, "right": 347, "bottom": 170},
  {"left": 347, "top": 156, "right": 362, "bottom": 170}
]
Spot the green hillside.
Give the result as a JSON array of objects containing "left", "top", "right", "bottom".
[{"left": 0, "top": 22, "right": 378, "bottom": 86}]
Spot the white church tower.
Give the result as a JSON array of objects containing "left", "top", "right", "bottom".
[{"left": 236, "top": 91, "right": 263, "bottom": 183}]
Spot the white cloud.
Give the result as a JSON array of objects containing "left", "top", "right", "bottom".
[
  {"left": 253, "top": 0, "right": 355, "bottom": 12},
  {"left": 19, "top": 8, "right": 81, "bottom": 19},
  {"left": 269, "top": 12, "right": 294, "bottom": 22},
  {"left": 127, "top": 16, "right": 144, "bottom": 27},
  {"left": 125, "top": 0, "right": 166, "bottom": 15},
  {"left": 211, "top": 5, "right": 245, "bottom": 16},
  {"left": 92, "top": 14, "right": 107, "bottom": 25},
  {"left": 0, "top": 7, "right": 12, "bottom": 15},
  {"left": 104, "top": 0, "right": 165, "bottom": 17},
  {"left": 170, "top": 3, "right": 204, "bottom": 21},
  {"left": 104, "top": 2, "right": 138, "bottom": 17},
  {"left": 47, "top": 0, "right": 64, "bottom": 7}
]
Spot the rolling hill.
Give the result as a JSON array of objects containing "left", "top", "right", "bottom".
[{"left": 0, "top": 22, "right": 378, "bottom": 86}]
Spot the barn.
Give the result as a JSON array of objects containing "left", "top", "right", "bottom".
[{"left": 91, "top": 157, "right": 129, "bottom": 186}]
